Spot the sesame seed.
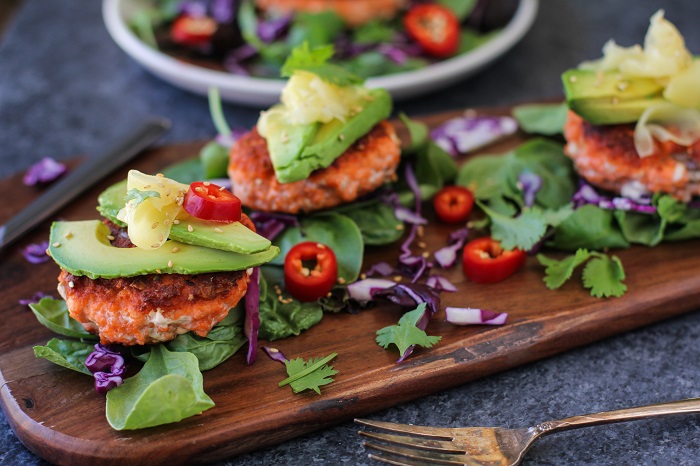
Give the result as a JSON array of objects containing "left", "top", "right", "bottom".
[
  {"left": 172, "top": 247, "right": 180, "bottom": 253},
  {"left": 157, "top": 182, "right": 165, "bottom": 188},
  {"left": 268, "top": 347, "right": 279, "bottom": 353},
  {"left": 417, "top": 226, "right": 425, "bottom": 237},
  {"left": 168, "top": 260, "right": 173, "bottom": 267},
  {"left": 164, "top": 219, "right": 170, "bottom": 226},
  {"left": 165, "top": 188, "right": 171, "bottom": 196},
  {"left": 568, "top": 75, "right": 577, "bottom": 83},
  {"left": 158, "top": 234, "right": 164, "bottom": 242},
  {"left": 45, "top": 249, "right": 51, "bottom": 257},
  {"left": 187, "top": 224, "right": 193, "bottom": 232},
  {"left": 173, "top": 219, "right": 180, "bottom": 225},
  {"left": 317, "top": 243, "right": 326, "bottom": 249},
  {"left": 393, "top": 275, "right": 402, "bottom": 282},
  {"left": 68, "top": 281, "right": 74, "bottom": 288},
  {"left": 106, "top": 235, "right": 115, "bottom": 241},
  {"left": 395, "top": 224, "right": 404, "bottom": 231},
  {"left": 152, "top": 243, "right": 160, "bottom": 249},
  {"left": 360, "top": 273, "right": 367, "bottom": 280},
  {"left": 52, "top": 242, "right": 61, "bottom": 248},
  {"left": 143, "top": 184, "right": 151, "bottom": 189},
  {"left": 151, "top": 222, "right": 159, "bottom": 229},
  {"left": 219, "top": 186, "right": 226, "bottom": 191},
  {"left": 617, "top": 81, "right": 629, "bottom": 92},
  {"left": 301, "top": 267, "right": 310, "bottom": 277},
  {"left": 417, "top": 241, "right": 427, "bottom": 249},
  {"left": 156, "top": 269, "right": 162, "bottom": 273},
  {"left": 64, "top": 232, "right": 73, "bottom": 239},
  {"left": 422, "top": 251, "right": 430, "bottom": 258},
  {"left": 337, "top": 277, "right": 346, "bottom": 284},
  {"left": 156, "top": 173, "right": 164, "bottom": 177},
  {"left": 338, "top": 133, "right": 345, "bottom": 141},
  {"left": 214, "top": 227, "right": 223, "bottom": 233},
  {"left": 203, "top": 181, "right": 211, "bottom": 186}
]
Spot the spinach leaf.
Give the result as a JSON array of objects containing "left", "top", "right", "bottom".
[
  {"left": 166, "top": 309, "right": 246, "bottom": 371},
  {"left": 258, "top": 271, "right": 323, "bottom": 341},
  {"left": 548, "top": 205, "right": 629, "bottom": 251},
  {"left": 29, "top": 298, "right": 97, "bottom": 340},
  {"left": 33, "top": 338, "right": 94, "bottom": 375},
  {"left": 340, "top": 200, "right": 404, "bottom": 245},
  {"left": 106, "top": 345, "right": 214, "bottom": 430},
  {"left": 272, "top": 212, "right": 364, "bottom": 282},
  {"left": 614, "top": 210, "right": 666, "bottom": 246},
  {"left": 97, "top": 179, "right": 127, "bottom": 225},
  {"left": 512, "top": 103, "right": 568, "bottom": 136}
]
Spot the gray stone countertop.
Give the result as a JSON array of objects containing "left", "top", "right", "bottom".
[{"left": 2, "top": 1, "right": 700, "bottom": 465}]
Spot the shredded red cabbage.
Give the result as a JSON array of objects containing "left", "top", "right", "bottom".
[
  {"left": 244, "top": 267, "right": 261, "bottom": 364},
  {"left": 430, "top": 114, "right": 518, "bottom": 157},
  {"left": 445, "top": 307, "right": 508, "bottom": 326},
  {"left": 257, "top": 13, "right": 293, "bottom": 43},
  {"left": 572, "top": 181, "right": 657, "bottom": 214},
  {"left": 364, "top": 261, "right": 394, "bottom": 277},
  {"left": 396, "top": 164, "right": 432, "bottom": 282},
  {"left": 249, "top": 211, "right": 300, "bottom": 241},
  {"left": 518, "top": 171, "right": 542, "bottom": 208},
  {"left": 425, "top": 275, "right": 457, "bottom": 292},
  {"left": 18, "top": 291, "right": 51, "bottom": 306},
  {"left": 434, "top": 227, "right": 469, "bottom": 268},
  {"left": 262, "top": 346, "right": 288, "bottom": 364},
  {"left": 23, "top": 157, "right": 67, "bottom": 186},
  {"left": 346, "top": 278, "right": 395, "bottom": 303},
  {"left": 85, "top": 344, "right": 126, "bottom": 394},
  {"left": 394, "top": 205, "right": 427, "bottom": 225},
  {"left": 21, "top": 240, "right": 50, "bottom": 264}
]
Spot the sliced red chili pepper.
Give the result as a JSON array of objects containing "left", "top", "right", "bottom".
[
  {"left": 433, "top": 186, "right": 475, "bottom": 223},
  {"left": 183, "top": 181, "right": 242, "bottom": 223},
  {"left": 403, "top": 4, "right": 460, "bottom": 58},
  {"left": 462, "top": 237, "right": 526, "bottom": 284},
  {"left": 284, "top": 242, "right": 338, "bottom": 302},
  {"left": 170, "top": 15, "right": 217, "bottom": 48}
]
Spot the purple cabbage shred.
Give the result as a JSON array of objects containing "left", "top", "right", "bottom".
[
  {"left": 210, "top": 0, "right": 236, "bottom": 23},
  {"left": 262, "top": 346, "right": 288, "bottom": 364},
  {"left": 396, "top": 164, "right": 432, "bottom": 282},
  {"left": 364, "top": 261, "right": 394, "bottom": 277},
  {"left": 244, "top": 267, "right": 261, "bottom": 364},
  {"left": 434, "top": 227, "right": 469, "bottom": 269},
  {"left": 23, "top": 157, "right": 68, "bottom": 186},
  {"left": 425, "top": 275, "right": 457, "bottom": 292},
  {"left": 518, "top": 171, "right": 542, "bottom": 208},
  {"left": 21, "top": 241, "right": 50, "bottom": 264},
  {"left": 19, "top": 291, "right": 51, "bottom": 305},
  {"left": 257, "top": 13, "right": 292, "bottom": 43},
  {"left": 249, "top": 211, "right": 299, "bottom": 241},
  {"left": 430, "top": 114, "right": 518, "bottom": 157},
  {"left": 85, "top": 344, "right": 125, "bottom": 394},
  {"left": 572, "top": 181, "right": 657, "bottom": 214}
]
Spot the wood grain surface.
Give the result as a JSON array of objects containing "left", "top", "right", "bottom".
[{"left": 2, "top": 108, "right": 700, "bottom": 465}]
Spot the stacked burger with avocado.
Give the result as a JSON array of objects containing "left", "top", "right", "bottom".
[
  {"left": 561, "top": 10, "right": 700, "bottom": 201},
  {"left": 228, "top": 43, "right": 401, "bottom": 214},
  {"left": 50, "top": 170, "right": 279, "bottom": 345}
]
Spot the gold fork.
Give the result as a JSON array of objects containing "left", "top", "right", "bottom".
[{"left": 356, "top": 397, "right": 700, "bottom": 465}]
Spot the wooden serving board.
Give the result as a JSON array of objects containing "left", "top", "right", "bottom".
[{"left": 2, "top": 108, "right": 700, "bottom": 466}]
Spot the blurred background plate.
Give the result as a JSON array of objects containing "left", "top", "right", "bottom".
[{"left": 103, "top": 0, "right": 538, "bottom": 107}]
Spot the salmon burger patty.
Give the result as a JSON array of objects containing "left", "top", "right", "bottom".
[
  {"left": 564, "top": 111, "right": 700, "bottom": 202},
  {"left": 57, "top": 215, "right": 256, "bottom": 346},
  {"left": 228, "top": 120, "right": 401, "bottom": 214}
]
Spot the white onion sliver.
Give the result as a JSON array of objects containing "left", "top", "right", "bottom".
[
  {"left": 346, "top": 278, "right": 395, "bottom": 303},
  {"left": 445, "top": 307, "right": 508, "bottom": 326},
  {"left": 426, "top": 275, "right": 457, "bottom": 292}
]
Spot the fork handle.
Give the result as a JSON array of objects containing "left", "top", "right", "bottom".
[{"left": 537, "top": 397, "right": 700, "bottom": 435}]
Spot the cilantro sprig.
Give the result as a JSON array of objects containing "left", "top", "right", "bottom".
[
  {"left": 537, "top": 249, "right": 627, "bottom": 298},
  {"left": 125, "top": 189, "right": 161, "bottom": 207},
  {"left": 279, "top": 352, "right": 338, "bottom": 394},
  {"left": 376, "top": 304, "right": 442, "bottom": 358},
  {"left": 280, "top": 42, "right": 364, "bottom": 86}
]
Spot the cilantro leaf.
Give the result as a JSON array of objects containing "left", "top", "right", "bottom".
[
  {"left": 479, "top": 201, "right": 547, "bottom": 251},
  {"left": 537, "top": 249, "right": 591, "bottom": 289},
  {"left": 537, "top": 250, "right": 627, "bottom": 298},
  {"left": 280, "top": 353, "right": 338, "bottom": 395},
  {"left": 582, "top": 254, "right": 627, "bottom": 298},
  {"left": 281, "top": 42, "right": 364, "bottom": 86},
  {"left": 125, "top": 189, "right": 161, "bottom": 207},
  {"left": 376, "top": 304, "right": 442, "bottom": 357}
]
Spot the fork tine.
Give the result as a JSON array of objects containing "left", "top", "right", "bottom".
[
  {"left": 363, "top": 441, "right": 467, "bottom": 465},
  {"left": 359, "top": 430, "right": 464, "bottom": 453},
  {"left": 355, "top": 419, "right": 453, "bottom": 439}
]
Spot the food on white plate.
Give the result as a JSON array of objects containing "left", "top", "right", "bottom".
[
  {"left": 228, "top": 43, "right": 401, "bottom": 213},
  {"left": 48, "top": 171, "right": 279, "bottom": 345},
  {"left": 561, "top": 10, "right": 700, "bottom": 201},
  {"left": 254, "top": 0, "right": 407, "bottom": 27}
]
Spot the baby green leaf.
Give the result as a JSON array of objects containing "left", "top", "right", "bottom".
[
  {"left": 582, "top": 254, "right": 627, "bottom": 298},
  {"left": 376, "top": 304, "right": 442, "bottom": 357},
  {"left": 106, "top": 345, "right": 214, "bottom": 430},
  {"left": 29, "top": 298, "right": 97, "bottom": 340},
  {"left": 33, "top": 338, "right": 94, "bottom": 375},
  {"left": 537, "top": 249, "right": 591, "bottom": 290},
  {"left": 280, "top": 353, "right": 338, "bottom": 394}
]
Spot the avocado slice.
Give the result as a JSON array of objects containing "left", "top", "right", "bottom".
[
  {"left": 49, "top": 220, "right": 279, "bottom": 279},
  {"left": 261, "top": 105, "right": 321, "bottom": 173},
  {"left": 562, "top": 69, "right": 665, "bottom": 125},
  {"left": 568, "top": 96, "right": 668, "bottom": 126},
  {"left": 271, "top": 88, "right": 392, "bottom": 183},
  {"left": 97, "top": 180, "right": 271, "bottom": 254}
]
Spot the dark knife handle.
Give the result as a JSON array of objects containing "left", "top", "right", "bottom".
[{"left": 0, "top": 117, "right": 171, "bottom": 252}]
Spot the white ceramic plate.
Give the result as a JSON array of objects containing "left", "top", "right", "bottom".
[{"left": 103, "top": 0, "right": 538, "bottom": 107}]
